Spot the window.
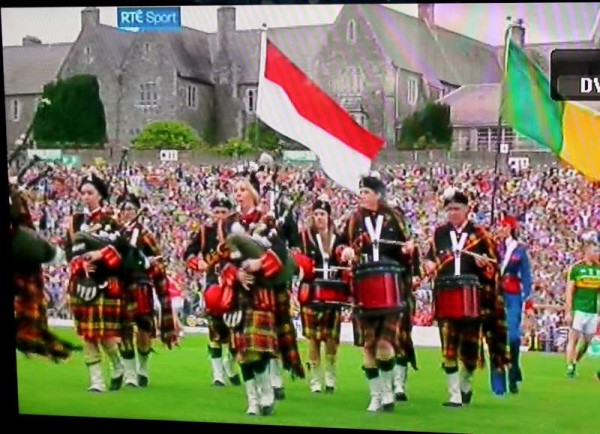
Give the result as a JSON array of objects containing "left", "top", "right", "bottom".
[
  {"left": 137, "top": 82, "right": 158, "bottom": 108},
  {"left": 10, "top": 99, "right": 20, "bottom": 122},
  {"left": 345, "top": 67, "right": 362, "bottom": 94},
  {"left": 84, "top": 46, "right": 92, "bottom": 64},
  {"left": 346, "top": 19, "right": 356, "bottom": 43},
  {"left": 476, "top": 128, "right": 490, "bottom": 151},
  {"left": 187, "top": 85, "right": 197, "bottom": 108},
  {"left": 407, "top": 76, "right": 418, "bottom": 106},
  {"left": 245, "top": 87, "right": 257, "bottom": 113},
  {"left": 501, "top": 127, "right": 515, "bottom": 147}
]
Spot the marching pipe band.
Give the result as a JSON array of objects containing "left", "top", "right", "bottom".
[{"left": 12, "top": 155, "right": 534, "bottom": 415}]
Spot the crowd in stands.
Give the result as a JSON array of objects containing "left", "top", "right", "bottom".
[{"left": 15, "top": 160, "right": 600, "bottom": 351}]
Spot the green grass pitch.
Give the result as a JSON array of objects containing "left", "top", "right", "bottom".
[{"left": 16, "top": 329, "right": 599, "bottom": 434}]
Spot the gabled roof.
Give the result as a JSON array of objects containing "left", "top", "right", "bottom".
[
  {"left": 207, "top": 24, "right": 329, "bottom": 84},
  {"left": 164, "top": 27, "right": 213, "bottom": 83},
  {"left": 3, "top": 42, "right": 72, "bottom": 95},
  {"left": 356, "top": 4, "right": 501, "bottom": 86},
  {"left": 438, "top": 83, "right": 501, "bottom": 126},
  {"left": 94, "top": 24, "right": 136, "bottom": 69},
  {"left": 438, "top": 83, "right": 600, "bottom": 127}
]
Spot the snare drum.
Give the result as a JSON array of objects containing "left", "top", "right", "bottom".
[
  {"left": 352, "top": 261, "right": 406, "bottom": 316},
  {"left": 298, "top": 279, "right": 351, "bottom": 309},
  {"left": 433, "top": 274, "right": 480, "bottom": 320}
]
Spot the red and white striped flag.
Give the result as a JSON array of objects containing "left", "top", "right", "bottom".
[{"left": 256, "top": 30, "right": 384, "bottom": 193}]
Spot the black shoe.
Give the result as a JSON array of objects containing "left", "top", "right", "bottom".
[
  {"left": 325, "top": 386, "right": 335, "bottom": 394},
  {"left": 442, "top": 401, "right": 463, "bottom": 408},
  {"left": 109, "top": 375, "right": 123, "bottom": 391},
  {"left": 395, "top": 392, "right": 408, "bottom": 402},
  {"left": 509, "top": 381, "right": 518, "bottom": 394},
  {"left": 381, "top": 402, "right": 395, "bottom": 412},
  {"left": 461, "top": 390, "right": 473, "bottom": 405},
  {"left": 229, "top": 374, "right": 241, "bottom": 386},
  {"left": 260, "top": 405, "right": 274, "bottom": 416},
  {"left": 274, "top": 387, "right": 285, "bottom": 400},
  {"left": 138, "top": 375, "right": 149, "bottom": 388}
]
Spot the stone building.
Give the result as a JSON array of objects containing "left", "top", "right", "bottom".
[{"left": 5, "top": 4, "right": 600, "bottom": 152}]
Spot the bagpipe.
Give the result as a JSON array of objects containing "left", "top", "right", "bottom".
[{"left": 9, "top": 145, "right": 63, "bottom": 271}]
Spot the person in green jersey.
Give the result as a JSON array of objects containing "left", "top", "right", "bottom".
[{"left": 565, "top": 237, "right": 600, "bottom": 378}]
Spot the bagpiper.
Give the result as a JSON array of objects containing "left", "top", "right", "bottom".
[
  {"left": 117, "top": 192, "right": 178, "bottom": 389},
  {"left": 64, "top": 172, "right": 130, "bottom": 392},
  {"left": 184, "top": 193, "right": 241, "bottom": 387}
]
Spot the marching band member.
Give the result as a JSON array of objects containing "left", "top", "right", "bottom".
[
  {"left": 496, "top": 216, "right": 533, "bottom": 393},
  {"left": 336, "top": 173, "right": 417, "bottom": 412},
  {"left": 184, "top": 194, "right": 241, "bottom": 387},
  {"left": 10, "top": 179, "right": 80, "bottom": 361},
  {"left": 298, "top": 195, "right": 345, "bottom": 393},
  {"left": 64, "top": 172, "right": 129, "bottom": 393},
  {"left": 117, "top": 193, "right": 178, "bottom": 388},
  {"left": 564, "top": 234, "right": 600, "bottom": 379},
  {"left": 203, "top": 172, "right": 304, "bottom": 416},
  {"left": 423, "top": 188, "right": 509, "bottom": 407}
]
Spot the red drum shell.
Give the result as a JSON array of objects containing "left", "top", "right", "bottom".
[
  {"left": 352, "top": 261, "right": 405, "bottom": 315},
  {"left": 433, "top": 274, "right": 480, "bottom": 320},
  {"left": 306, "top": 279, "right": 351, "bottom": 308}
]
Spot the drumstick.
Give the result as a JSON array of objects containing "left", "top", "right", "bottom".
[
  {"left": 459, "top": 250, "right": 498, "bottom": 264},
  {"left": 373, "top": 239, "right": 407, "bottom": 247},
  {"left": 314, "top": 266, "right": 352, "bottom": 272}
]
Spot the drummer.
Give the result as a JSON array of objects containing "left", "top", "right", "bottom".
[
  {"left": 298, "top": 195, "right": 346, "bottom": 393},
  {"left": 422, "top": 187, "right": 509, "bottom": 407},
  {"left": 337, "top": 172, "right": 417, "bottom": 413}
]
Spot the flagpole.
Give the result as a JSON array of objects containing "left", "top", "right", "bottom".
[
  {"left": 490, "top": 19, "right": 514, "bottom": 227},
  {"left": 254, "top": 23, "right": 268, "bottom": 151}
]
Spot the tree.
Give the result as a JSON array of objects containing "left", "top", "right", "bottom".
[
  {"left": 397, "top": 102, "right": 452, "bottom": 150},
  {"left": 132, "top": 121, "right": 207, "bottom": 150},
  {"left": 32, "top": 74, "right": 107, "bottom": 148},
  {"left": 216, "top": 138, "right": 256, "bottom": 157},
  {"left": 245, "top": 120, "right": 282, "bottom": 154}
]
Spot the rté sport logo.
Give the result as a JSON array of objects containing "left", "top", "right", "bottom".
[
  {"left": 551, "top": 49, "right": 600, "bottom": 101},
  {"left": 117, "top": 7, "right": 181, "bottom": 33}
]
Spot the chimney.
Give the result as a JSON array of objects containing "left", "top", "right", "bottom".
[
  {"left": 22, "top": 36, "right": 42, "bottom": 46},
  {"left": 418, "top": 4, "right": 435, "bottom": 28},
  {"left": 510, "top": 18, "right": 525, "bottom": 46},
  {"left": 81, "top": 7, "right": 100, "bottom": 28},
  {"left": 217, "top": 7, "right": 236, "bottom": 39}
]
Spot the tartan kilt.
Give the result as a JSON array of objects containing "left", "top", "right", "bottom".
[
  {"left": 69, "top": 276, "right": 126, "bottom": 341},
  {"left": 14, "top": 270, "right": 80, "bottom": 360},
  {"left": 438, "top": 319, "right": 483, "bottom": 371},
  {"left": 124, "top": 282, "right": 156, "bottom": 336},
  {"left": 300, "top": 306, "right": 341, "bottom": 344},
  {"left": 208, "top": 315, "right": 232, "bottom": 346},
  {"left": 233, "top": 308, "right": 278, "bottom": 360},
  {"left": 356, "top": 312, "right": 401, "bottom": 353}
]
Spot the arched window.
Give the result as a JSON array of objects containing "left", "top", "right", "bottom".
[{"left": 346, "top": 19, "right": 356, "bottom": 43}]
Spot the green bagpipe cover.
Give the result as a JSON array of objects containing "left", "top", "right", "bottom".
[
  {"left": 12, "top": 225, "right": 57, "bottom": 269},
  {"left": 226, "top": 234, "right": 297, "bottom": 287}
]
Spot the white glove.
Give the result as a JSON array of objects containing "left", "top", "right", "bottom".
[{"left": 341, "top": 247, "right": 355, "bottom": 263}]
